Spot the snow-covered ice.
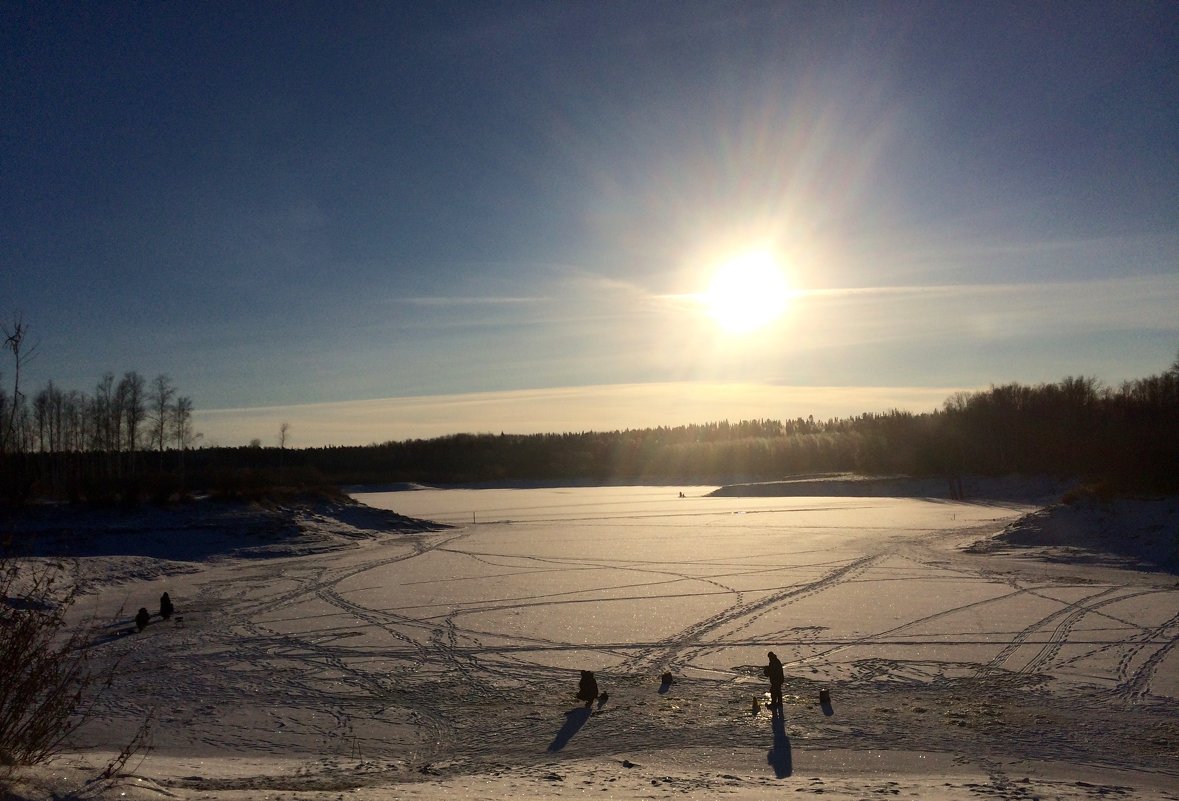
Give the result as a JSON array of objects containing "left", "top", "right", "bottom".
[{"left": 3, "top": 485, "right": 1177, "bottom": 800}]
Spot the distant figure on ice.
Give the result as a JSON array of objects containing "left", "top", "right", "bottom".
[
  {"left": 577, "top": 670, "right": 599, "bottom": 709},
  {"left": 135, "top": 607, "right": 151, "bottom": 632},
  {"left": 764, "top": 652, "right": 785, "bottom": 711},
  {"left": 159, "top": 592, "right": 174, "bottom": 620}
]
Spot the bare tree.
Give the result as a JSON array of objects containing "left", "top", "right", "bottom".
[
  {"left": 64, "top": 390, "right": 87, "bottom": 453},
  {"left": 118, "top": 372, "right": 146, "bottom": 473},
  {"left": 2, "top": 314, "right": 37, "bottom": 456},
  {"left": 93, "top": 373, "right": 115, "bottom": 453},
  {"left": 172, "top": 396, "right": 195, "bottom": 451},
  {"left": 33, "top": 385, "right": 50, "bottom": 453},
  {"left": 171, "top": 395, "right": 198, "bottom": 477},
  {"left": 0, "top": 387, "right": 8, "bottom": 455},
  {"left": 30, "top": 381, "right": 66, "bottom": 455},
  {"left": 148, "top": 375, "right": 176, "bottom": 455},
  {"left": 276, "top": 421, "right": 291, "bottom": 470}
]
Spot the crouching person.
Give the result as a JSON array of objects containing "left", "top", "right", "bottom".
[{"left": 577, "top": 670, "right": 599, "bottom": 708}]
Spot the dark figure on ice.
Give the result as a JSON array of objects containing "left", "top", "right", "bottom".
[
  {"left": 135, "top": 607, "right": 150, "bottom": 632},
  {"left": 764, "top": 651, "right": 785, "bottom": 711},
  {"left": 577, "top": 670, "right": 599, "bottom": 708},
  {"left": 159, "top": 592, "right": 174, "bottom": 620}
]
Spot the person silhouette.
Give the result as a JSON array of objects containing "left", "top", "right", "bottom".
[
  {"left": 577, "top": 670, "right": 599, "bottom": 709},
  {"left": 159, "top": 592, "right": 174, "bottom": 620},
  {"left": 764, "top": 652, "right": 785, "bottom": 711},
  {"left": 135, "top": 607, "right": 150, "bottom": 632}
]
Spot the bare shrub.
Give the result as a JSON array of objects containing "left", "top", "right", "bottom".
[
  {"left": 0, "top": 547, "right": 112, "bottom": 769},
  {"left": 96, "top": 708, "right": 154, "bottom": 781}
]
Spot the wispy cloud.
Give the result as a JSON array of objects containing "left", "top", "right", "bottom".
[
  {"left": 782, "top": 276, "right": 1179, "bottom": 344},
  {"left": 398, "top": 296, "right": 546, "bottom": 306}
]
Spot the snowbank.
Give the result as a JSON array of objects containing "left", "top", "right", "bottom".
[
  {"left": 709, "top": 473, "right": 1069, "bottom": 503},
  {"left": 2, "top": 498, "right": 446, "bottom": 589},
  {"left": 968, "top": 496, "right": 1179, "bottom": 572}
]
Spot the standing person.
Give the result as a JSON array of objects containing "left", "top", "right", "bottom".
[
  {"left": 764, "top": 652, "right": 785, "bottom": 710},
  {"left": 159, "top": 592, "right": 174, "bottom": 620},
  {"left": 577, "top": 670, "right": 599, "bottom": 709}
]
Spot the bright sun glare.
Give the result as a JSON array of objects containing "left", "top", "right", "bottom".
[{"left": 702, "top": 251, "right": 791, "bottom": 333}]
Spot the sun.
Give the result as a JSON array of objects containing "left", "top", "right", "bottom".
[{"left": 701, "top": 251, "right": 791, "bottom": 333}]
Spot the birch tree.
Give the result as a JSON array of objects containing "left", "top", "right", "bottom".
[
  {"left": 118, "top": 371, "right": 146, "bottom": 458},
  {"left": 148, "top": 374, "right": 176, "bottom": 454}
]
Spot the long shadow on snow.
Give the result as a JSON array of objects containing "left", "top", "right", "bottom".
[
  {"left": 3, "top": 500, "right": 445, "bottom": 562},
  {"left": 548, "top": 707, "right": 592, "bottom": 752},
  {"left": 767, "top": 711, "right": 793, "bottom": 778}
]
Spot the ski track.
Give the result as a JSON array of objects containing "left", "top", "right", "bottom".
[{"left": 73, "top": 497, "right": 1179, "bottom": 781}]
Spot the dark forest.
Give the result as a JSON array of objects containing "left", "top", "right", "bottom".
[{"left": 3, "top": 354, "right": 1177, "bottom": 505}]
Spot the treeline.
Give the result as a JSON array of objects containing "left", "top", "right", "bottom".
[
  {"left": 186, "top": 368, "right": 1178, "bottom": 493},
  {"left": 4, "top": 311, "right": 1178, "bottom": 504},
  {"left": 2, "top": 319, "right": 199, "bottom": 503},
  {"left": 0, "top": 372, "right": 198, "bottom": 503}
]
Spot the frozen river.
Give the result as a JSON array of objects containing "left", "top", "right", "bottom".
[
  {"left": 349, "top": 487, "right": 1177, "bottom": 695},
  {"left": 64, "top": 486, "right": 1179, "bottom": 795}
]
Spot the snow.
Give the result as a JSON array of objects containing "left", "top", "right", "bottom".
[{"left": 3, "top": 483, "right": 1178, "bottom": 800}]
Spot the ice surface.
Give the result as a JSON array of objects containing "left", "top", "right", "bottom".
[{"left": 5, "top": 487, "right": 1178, "bottom": 801}]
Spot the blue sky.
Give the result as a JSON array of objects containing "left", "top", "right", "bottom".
[{"left": 3, "top": 2, "right": 1177, "bottom": 446}]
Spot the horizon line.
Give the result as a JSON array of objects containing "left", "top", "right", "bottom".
[{"left": 192, "top": 381, "right": 975, "bottom": 448}]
